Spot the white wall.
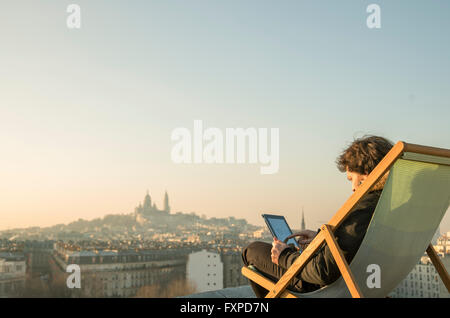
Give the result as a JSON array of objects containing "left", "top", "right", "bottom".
[{"left": 187, "top": 250, "right": 223, "bottom": 293}]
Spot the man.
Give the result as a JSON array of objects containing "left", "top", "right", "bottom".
[{"left": 242, "top": 135, "right": 394, "bottom": 297}]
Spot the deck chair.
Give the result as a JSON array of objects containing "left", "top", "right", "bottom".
[{"left": 242, "top": 141, "right": 450, "bottom": 298}]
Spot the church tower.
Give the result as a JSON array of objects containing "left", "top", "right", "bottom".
[
  {"left": 301, "top": 207, "right": 306, "bottom": 230},
  {"left": 164, "top": 191, "right": 171, "bottom": 214},
  {"left": 143, "top": 190, "right": 152, "bottom": 213}
]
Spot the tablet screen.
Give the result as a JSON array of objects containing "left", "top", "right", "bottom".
[{"left": 262, "top": 214, "right": 300, "bottom": 248}]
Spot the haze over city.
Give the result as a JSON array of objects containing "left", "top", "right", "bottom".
[{"left": 1, "top": 1, "right": 449, "bottom": 232}]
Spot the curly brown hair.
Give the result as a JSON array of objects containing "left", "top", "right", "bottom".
[{"left": 336, "top": 136, "right": 394, "bottom": 175}]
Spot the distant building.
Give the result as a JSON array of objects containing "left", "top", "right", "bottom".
[
  {"left": 433, "top": 232, "right": 450, "bottom": 298},
  {"left": 0, "top": 252, "right": 26, "bottom": 297},
  {"left": 437, "top": 253, "right": 450, "bottom": 298},
  {"left": 163, "top": 191, "right": 171, "bottom": 214},
  {"left": 135, "top": 191, "right": 171, "bottom": 216},
  {"left": 52, "top": 243, "right": 189, "bottom": 297},
  {"left": 388, "top": 256, "right": 441, "bottom": 298},
  {"left": 221, "top": 251, "right": 248, "bottom": 288},
  {"left": 187, "top": 250, "right": 223, "bottom": 293},
  {"left": 134, "top": 191, "right": 172, "bottom": 225},
  {"left": 389, "top": 232, "right": 450, "bottom": 299},
  {"left": 24, "top": 240, "right": 55, "bottom": 275},
  {"left": 301, "top": 207, "right": 306, "bottom": 231},
  {"left": 186, "top": 249, "right": 249, "bottom": 294},
  {"left": 252, "top": 229, "right": 264, "bottom": 239},
  {"left": 435, "top": 232, "right": 450, "bottom": 254}
]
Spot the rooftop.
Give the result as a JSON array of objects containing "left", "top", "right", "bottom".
[
  {"left": 182, "top": 286, "right": 255, "bottom": 298},
  {"left": 0, "top": 252, "right": 25, "bottom": 261}
]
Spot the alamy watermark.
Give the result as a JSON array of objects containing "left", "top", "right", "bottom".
[
  {"left": 65, "top": 4, "right": 381, "bottom": 30},
  {"left": 366, "top": 263, "right": 381, "bottom": 289},
  {"left": 66, "top": 4, "right": 81, "bottom": 29},
  {"left": 66, "top": 264, "right": 81, "bottom": 289},
  {"left": 171, "top": 120, "right": 279, "bottom": 174},
  {"left": 367, "top": 4, "right": 381, "bottom": 29}
]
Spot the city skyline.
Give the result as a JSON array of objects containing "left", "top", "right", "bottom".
[{"left": 1, "top": 189, "right": 449, "bottom": 238}]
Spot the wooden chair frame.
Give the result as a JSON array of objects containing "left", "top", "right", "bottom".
[{"left": 242, "top": 141, "right": 450, "bottom": 298}]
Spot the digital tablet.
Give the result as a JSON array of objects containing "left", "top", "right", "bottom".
[{"left": 262, "top": 214, "right": 300, "bottom": 249}]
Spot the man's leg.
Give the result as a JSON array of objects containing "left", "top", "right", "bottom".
[{"left": 242, "top": 241, "right": 303, "bottom": 297}]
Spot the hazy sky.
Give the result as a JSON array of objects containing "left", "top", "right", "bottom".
[{"left": 1, "top": 1, "right": 449, "bottom": 232}]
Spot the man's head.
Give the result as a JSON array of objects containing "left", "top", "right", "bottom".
[{"left": 336, "top": 136, "right": 394, "bottom": 192}]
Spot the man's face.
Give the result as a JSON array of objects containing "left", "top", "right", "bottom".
[{"left": 346, "top": 169, "right": 368, "bottom": 192}]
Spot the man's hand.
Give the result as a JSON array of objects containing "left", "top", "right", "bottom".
[
  {"left": 285, "top": 229, "right": 317, "bottom": 245},
  {"left": 271, "top": 238, "right": 289, "bottom": 265}
]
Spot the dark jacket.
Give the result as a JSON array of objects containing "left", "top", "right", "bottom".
[{"left": 278, "top": 189, "right": 383, "bottom": 292}]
